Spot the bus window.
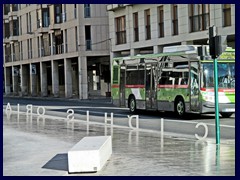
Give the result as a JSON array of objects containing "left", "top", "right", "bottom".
[
  {"left": 202, "top": 62, "right": 235, "bottom": 89},
  {"left": 113, "top": 66, "right": 119, "bottom": 84}
]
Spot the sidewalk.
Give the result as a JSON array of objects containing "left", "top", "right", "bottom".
[{"left": 3, "top": 112, "right": 235, "bottom": 176}]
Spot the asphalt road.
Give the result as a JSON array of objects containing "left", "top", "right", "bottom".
[{"left": 3, "top": 96, "right": 235, "bottom": 140}]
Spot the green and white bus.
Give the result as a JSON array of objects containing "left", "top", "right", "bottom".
[{"left": 111, "top": 45, "right": 235, "bottom": 118}]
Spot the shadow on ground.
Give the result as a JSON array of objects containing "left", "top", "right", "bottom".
[{"left": 42, "top": 153, "right": 68, "bottom": 171}]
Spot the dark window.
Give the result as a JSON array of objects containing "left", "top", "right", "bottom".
[
  {"left": 126, "top": 65, "right": 145, "bottom": 85},
  {"left": 189, "top": 4, "right": 210, "bottom": 32},
  {"left": 116, "top": 16, "right": 126, "bottom": 44},
  {"left": 85, "top": 25, "right": 91, "bottom": 50},
  {"left": 133, "top": 12, "right": 139, "bottom": 42},
  {"left": 145, "top": 9, "right": 151, "bottom": 40},
  {"left": 84, "top": 4, "right": 91, "bottom": 18},
  {"left": 54, "top": 4, "right": 62, "bottom": 24},
  {"left": 4, "top": 22, "right": 10, "bottom": 38},
  {"left": 158, "top": 6, "right": 164, "bottom": 37},
  {"left": 223, "top": 4, "right": 231, "bottom": 27},
  {"left": 172, "top": 4, "right": 178, "bottom": 35},
  {"left": 4, "top": 4, "right": 10, "bottom": 15}
]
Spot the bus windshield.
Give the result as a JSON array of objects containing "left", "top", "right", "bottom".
[{"left": 202, "top": 62, "right": 235, "bottom": 89}]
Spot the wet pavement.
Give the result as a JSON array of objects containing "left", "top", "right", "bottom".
[{"left": 3, "top": 110, "right": 235, "bottom": 176}]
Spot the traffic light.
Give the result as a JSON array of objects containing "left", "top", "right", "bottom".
[
  {"left": 209, "top": 26, "right": 227, "bottom": 59},
  {"left": 214, "top": 35, "right": 227, "bottom": 58}
]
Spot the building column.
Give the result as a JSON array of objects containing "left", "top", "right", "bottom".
[
  {"left": 40, "top": 62, "right": 48, "bottom": 97},
  {"left": 78, "top": 56, "right": 88, "bottom": 99},
  {"left": 52, "top": 60, "right": 59, "bottom": 97},
  {"left": 64, "top": 58, "right": 72, "bottom": 98},
  {"left": 21, "top": 65, "right": 28, "bottom": 96},
  {"left": 30, "top": 64, "right": 37, "bottom": 96},
  {"left": 12, "top": 66, "right": 19, "bottom": 96},
  {"left": 4, "top": 67, "right": 11, "bottom": 95}
]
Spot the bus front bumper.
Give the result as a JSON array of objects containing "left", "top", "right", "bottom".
[{"left": 201, "top": 102, "right": 235, "bottom": 114}]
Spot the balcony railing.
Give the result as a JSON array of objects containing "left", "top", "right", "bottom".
[
  {"left": 53, "top": 44, "right": 64, "bottom": 55},
  {"left": 5, "top": 55, "right": 12, "bottom": 63}
]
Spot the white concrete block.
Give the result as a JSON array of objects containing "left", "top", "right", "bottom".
[{"left": 68, "top": 136, "right": 112, "bottom": 173}]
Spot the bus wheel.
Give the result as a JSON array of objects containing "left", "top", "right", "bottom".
[
  {"left": 129, "top": 96, "right": 136, "bottom": 113},
  {"left": 220, "top": 112, "right": 233, "bottom": 118},
  {"left": 175, "top": 98, "right": 185, "bottom": 117}
]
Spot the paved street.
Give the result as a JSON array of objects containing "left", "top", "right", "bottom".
[{"left": 3, "top": 97, "right": 235, "bottom": 176}]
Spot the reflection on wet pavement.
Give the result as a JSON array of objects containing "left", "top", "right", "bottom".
[{"left": 3, "top": 112, "right": 235, "bottom": 176}]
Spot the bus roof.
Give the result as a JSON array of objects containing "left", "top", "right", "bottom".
[{"left": 112, "top": 46, "right": 235, "bottom": 63}]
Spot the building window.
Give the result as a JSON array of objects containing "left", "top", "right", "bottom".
[
  {"left": 38, "top": 37, "right": 40, "bottom": 57},
  {"left": 28, "top": 39, "right": 32, "bottom": 59},
  {"left": 20, "top": 41, "right": 23, "bottom": 60},
  {"left": 54, "top": 4, "right": 62, "bottom": 24},
  {"left": 10, "top": 19, "right": 19, "bottom": 36},
  {"left": 145, "top": 9, "right": 151, "bottom": 40},
  {"left": 74, "top": 4, "right": 77, "bottom": 19},
  {"left": 5, "top": 44, "right": 11, "bottom": 63},
  {"left": 13, "top": 19, "right": 19, "bottom": 36},
  {"left": 172, "top": 4, "right": 178, "bottom": 35},
  {"left": 133, "top": 12, "right": 139, "bottom": 42},
  {"left": 115, "top": 16, "right": 126, "bottom": 45},
  {"left": 26, "top": 12, "right": 32, "bottom": 33},
  {"left": 189, "top": 4, "right": 210, "bottom": 32},
  {"left": 65, "top": 29, "right": 68, "bottom": 53},
  {"left": 84, "top": 4, "right": 91, "bottom": 18},
  {"left": 75, "top": 26, "right": 78, "bottom": 51},
  {"left": 4, "top": 22, "right": 10, "bottom": 38},
  {"left": 19, "top": 16, "right": 22, "bottom": 35},
  {"left": 158, "top": 6, "right": 164, "bottom": 38},
  {"left": 42, "top": 8, "right": 50, "bottom": 27},
  {"left": 4, "top": 4, "right": 10, "bottom": 15},
  {"left": 85, "top": 25, "right": 91, "bottom": 50},
  {"left": 223, "top": 4, "right": 231, "bottom": 27},
  {"left": 12, "top": 4, "right": 18, "bottom": 11},
  {"left": 55, "top": 31, "right": 63, "bottom": 54}
]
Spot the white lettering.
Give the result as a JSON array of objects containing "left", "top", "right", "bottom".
[
  {"left": 37, "top": 106, "right": 45, "bottom": 116},
  {"left": 128, "top": 115, "right": 139, "bottom": 130},
  {"left": 67, "top": 109, "right": 74, "bottom": 121},
  {"left": 26, "top": 104, "right": 33, "bottom": 116},
  {"left": 6, "top": 102, "right": 12, "bottom": 112},
  {"left": 105, "top": 113, "right": 113, "bottom": 126},
  {"left": 195, "top": 122, "right": 208, "bottom": 140}
]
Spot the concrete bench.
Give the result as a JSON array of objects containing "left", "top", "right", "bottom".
[{"left": 68, "top": 136, "right": 112, "bottom": 173}]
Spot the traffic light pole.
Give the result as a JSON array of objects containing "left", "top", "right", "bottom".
[
  {"left": 213, "top": 58, "right": 220, "bottom": 144},
  {"left": 209, "top": 25, "right": 225, "bottom": 145}
]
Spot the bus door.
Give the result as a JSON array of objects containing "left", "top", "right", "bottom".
[
  {"left": 190, "top": 62, "right": 200, "bottom": 112},
  {"left": 145, "top": 63, "right": 157, "bottom": 110},
  {"left": 119, "top": 65, "right": 126, "bottom": 107}
]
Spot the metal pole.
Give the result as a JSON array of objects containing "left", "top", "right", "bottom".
[{"left": 214, "top": 58, "right": 220, "bottom": 144}]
